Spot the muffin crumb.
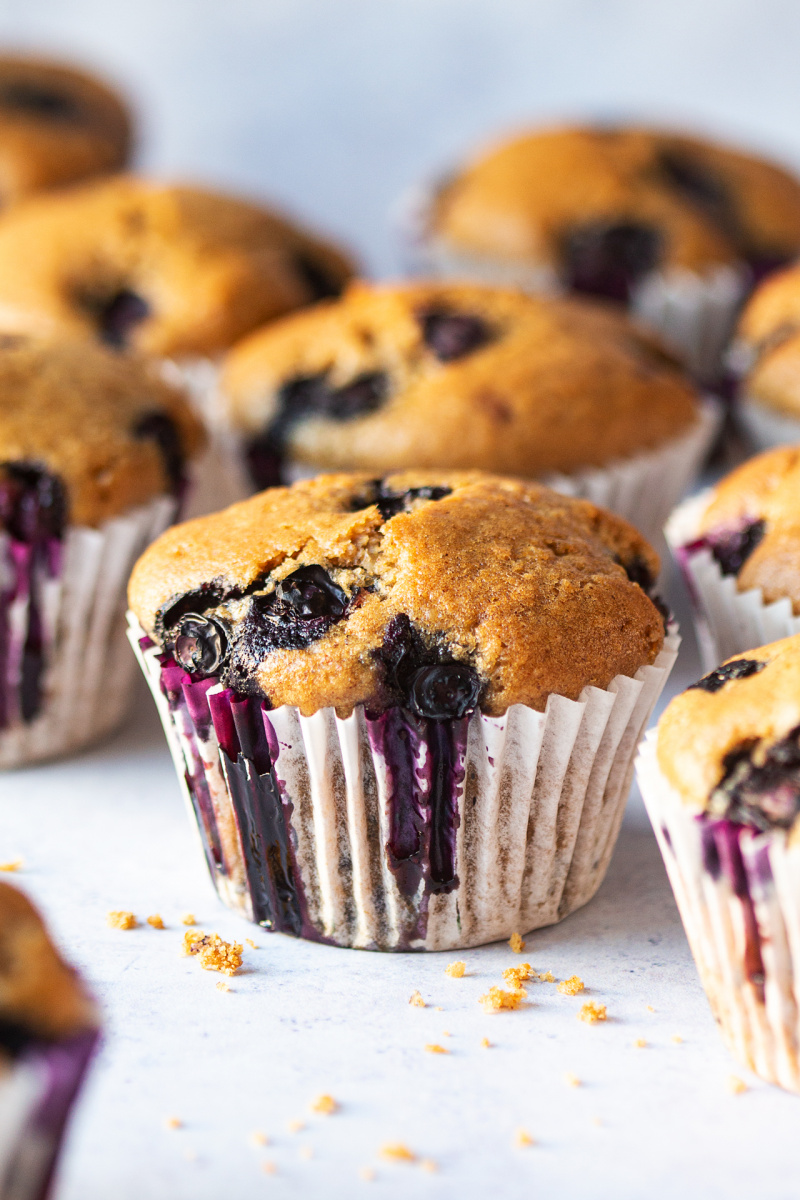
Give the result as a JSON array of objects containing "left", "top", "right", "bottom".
[
  {"left": 182, "top": 929, "right": 243, "bottom": 974},
  {"left": 0, "top": 860, "right": 22, "bottom": 872},
  {"left": 311, "top": 1094, "right": 339, "bottom": 1115},
  {"left": 249, "top": 1131, "right": 269, "bottom": 1148},
  {"left": 288, "top": 1119, "right": 305, "bottom": 1133},
  {"left": 514, "top": 1129, "right": 534, "bottom": 1148},
  {"left": 538, "top": 970, "right": 555, "bottom": 983},
  {"left": 672, "top": 1034, "right": 684, "bottom": 1044},
  {"left": 246, "top": 938, "right": 258, "bottom": 949},
  {"left": 633, "top": 1037, "right": 647, "bottom": 1048},
  {"left": 216, "top": 980, "right": 230, "bottom": 993},
  {"left": 163, "top": 1116, "right": 182, "bottom": 1130},
  {"left": 502, "top": 963, "right": 534, "bottom": 987},
  {"left": 727, "top": 1075, "right": 748, "bottom": 1095},
  {"left": 147, "top": 914, "right": 165, "bottom": 930},
  {"left": 107, "top": 910, "right": 137, "bottom": 930},
  {"left": 445, "top": 960, "right": 466, "bottom": 978},
  {"left": 481, "top": 1037, "right": 492, "bottom": 1048},
  {"left": 359, "top": 1167, "right": 376, "bottom": 1181},
  {"left": 420, "top": 1158, "right": 438, "bottom": 1173},
  {"left": 508, "top": 932, "right": 525, "bottom": 953},
  {"left": 181, "top": 913, "right": 196, "bottom": 926},
  {"left": 557, "top": 975, "right": 584, "bottom": 995},
  {"left": 647, "top": 1005, "right": 656, "bottom": 1012},
  {"left": 409, "top": 990, "right": 425, "bottom": 1007},
  {"left": 564, "top": 1073, "right": 581, "bottom": 1088},
  {"left": 380, "top": 1143, "right": 416, "bottom": 1163},
  {"left": 262, "top": 1160, "right": 277, "bottom": 1175},
  {"left": 425, "top": 1043, "right": 449, "bottom": 1054},
  {"left": 479, "top": 986, "right": 526, "bottom": 1012},
  {"left": 300, "top": 1145, "right": 314, "bottom": 1161},
  {"left": 579, "top": 1001, "right": 607, "bottom": 1024}
]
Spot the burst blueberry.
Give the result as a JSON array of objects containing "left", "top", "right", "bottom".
[
  {"left": 419, "top": 310, "right": 491, "bottom": 362},
  {"left": 689, "top": 658, "right": 766, "bottom": 694},
  {"left": 562, "top": 220, "right": 662, "bottom": 303},
  {"left": 173, "top": 614, "right": 228, "bottom": 677}
]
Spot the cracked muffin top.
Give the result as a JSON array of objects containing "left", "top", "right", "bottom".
[
  {"left": 736, "top": 264, "right": 800, "bottom": 417},
  {"left": 0, "top": 55, "right": 132, "bottom": 206},
  {"left": 0, "top": 175, "right": 356, "bottom": 357},
  {"left": 0, "top": 881, "right": 98, "bottom": 1051},
  {"left": 689, "top": 445, "right": 800, "bottom": 612},
  {"left": 221, "top": 280, "right": 700, "bottom": 489},
  {"left": 0, "top": 335, "right": 204, "bottom": 531},
  {"left": 427, "top": 125, "right": 800, "bottom": 301},
  {"left": 128, "top": 470, "right": 666, "bottom": 718},
  {"left": 657, "top": 637, "right": 800, "bottom": 831}
]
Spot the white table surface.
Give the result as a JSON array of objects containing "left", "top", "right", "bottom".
[{"left": 3, "top": 2, "right": 800, "bottom": 1196}]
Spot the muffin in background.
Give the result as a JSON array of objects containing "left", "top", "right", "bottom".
[
  {"left": 404, "top": 125, "right": 800, "bottom": 380},
  {"left": 0, "top": 334, "right": 204, "bottom": 767},
  {"left": 128, "top": 469, "right": 678, "bottom": 950},
  {"left": 0, "top": 54, "right": 132, "bottom": 205},
  {"left": 0, "top": 880, "right": 100, "bottom": 1200},
  {"left": 637, "top": 636, "right": 800, "bottom": 1092},
  {"left": 733, "top": 261, "right": 800, "bottom": 450},
  {"left": 221, "top": 280, "right": 717, "bottom": 540}
]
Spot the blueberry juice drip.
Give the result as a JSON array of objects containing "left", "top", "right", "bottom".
[{"left": 699, "top": 817, "right": 768, "bottom": 1000}]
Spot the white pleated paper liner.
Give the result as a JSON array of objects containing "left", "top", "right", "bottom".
[
  {"left": 129, "top": 613, "right": 679, "bottom": 952},
  {"left": 0, "top": 1028, "right": 99, "bottom": 1200},
  {"left": 736, "top": 395, "right": 800, "bottom": 455},
  {"left": 0, "top": 495, "right": 176, "bottom": 769},
  {"left": 665, "top": 489, "right": 800, "bottom": 672},
  {"left": 637, "top": 732, "right": 800, "bottom": 1092},
  {"left": 394, "top": 178, "right": 748, "bottom": 381}
]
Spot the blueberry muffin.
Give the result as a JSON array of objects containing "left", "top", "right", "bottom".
[
  {"left": 0, "top": 334, "right": 204, "bottom": 767},
  {"left": 733, "top": 262, "right": 800, "bottom": 450},
  {"left": 0, "top": 54, "right": 132, "bottom": 206},
  {"left": 638, "top": 636, "right": 800, "bottom": 1090},
  {"left": 0, "top": 174, "right": 355, "bottom": 359},
  {"left": 221, "top": 280, "right": 712, "bottom": 536},
  {"left": 128, "top": 470, "right": 679, "bottom": 949},
  {"left": 0, "top": 881, "right": 100, "bottom": 1197}
]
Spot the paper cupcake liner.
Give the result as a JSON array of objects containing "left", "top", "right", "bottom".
[
  {"left": 637, "top": 732, "right": 800, "bottom": 1092},
  {"left": 0, "top": 1029, "right": 98, "bottom": 1200},
  {"left": 129, "top": 614, "right": 679, "bottom": 951},
  {"left": 395, "top": 178, "right": 748, "bottom": 381},
  {"left": 735, "top": 395, "right": 800, "bottom": 455},
  {"left": 665, "top": 489, "right": 800, "bottom": 672},
  {"left": 0, "top": 496, "right": 176, "bottom": 769}
]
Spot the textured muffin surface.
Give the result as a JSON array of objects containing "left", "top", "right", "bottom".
[
  {"left": 0, "top": 175, "right": 355, "bottom": 357},
  {"left": 222, "top": 280, "right": 700, "bottom": 481},
  {"left": 129, "top": 470, "right": 666, "bottom": 717},
  {"left": 430, "top": 126, "right": 800, "bottom": 283},
  {"left": 0, "top": 55, "right": 131, "bottom": 203},
  {"left": 0, "top": 335, "right": 204, "bottom": 527},
  {"left": 737, "top": 264, "right": 800, "bottom": 417}
]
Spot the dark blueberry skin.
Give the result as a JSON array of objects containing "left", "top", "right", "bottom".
[
  {"left": 158, "top": 583, "right": 227, "bottom": 635},
  {"left": 351, "top": 480, "right": 452, "bottom": 521},
  {"left": 0, "top": 82, "right": 80, "bottom": 122},
  {"left": 173, "top": 614, "right": 228, "bottom": 677},
  {"left": 133, "top": 411, "right": 184, "bottom": 493},
  {"left": 377, "top": 613, "right": 483, "bottom": 720},
  {"left": 293, "top": 252, "right": 345, "bottom": 302},
  {"left": 95, "top": 289, "right": 150, "bottom": 348},
  {"left": 711, "top": 723, "right": 800, "bottom": 831},
  {"left": 419, "top": 310, "right": 492, "bottom": 362},
  {"left": 707, "top": 519, "right": 766, "bottom": 577},
  {"left": 618, "top": 553, "right": 670, "bottom": 627},
  {"left": 237, "top": 565, "right": 351, "bottom": 661},
  {"left": 0, "top": 462, "right": 67, "bottom": 542},
  {"left": 689, "top": 657, "right": 766, "bottom": 694},
  {"left": 562, "top": 220, "right": 663, "bottom": 303}
]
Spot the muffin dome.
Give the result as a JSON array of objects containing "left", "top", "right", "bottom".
[
  {"left": 222, "top": 280, "right": 700, "bottom": 488},
  {"left": 0, "top": 55, "right": 132, "bottom": 205},
  {"left": 429, "top": 125, "right": 800, "bottom": 301},
  {"left": 0, "top": 334, "right": 204, "bottom": 529},
  {"left": 736, "top": 264, "right": 800, "bottom": 417},
  {"left": 0, "top": 175, "right": 356, "bottom": 357},
  {"left": 128, "top": 470, "right": 666, "bottom": 718}
]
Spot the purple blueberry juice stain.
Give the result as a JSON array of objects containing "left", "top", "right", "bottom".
[
  {"left": 699, "top": 817, "right": 766, "bottom": 998},
  {"left": 418, "top": 309, "right": 492, "bottom": 361}
]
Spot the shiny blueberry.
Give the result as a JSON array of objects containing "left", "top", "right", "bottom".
[
  {"left": 352, "top": 480, "right": 452, "bottom": 520},
  {"left": 408, "top": 663, "right": 482, "bottom": 720},
  {"left": 0, "top": 82, "right": 79, "bottom": 121},
  {"left": 96, "top": 289, "right": 150, "bottom": 348},
  {"left": 689, "top": 658, "right": 765, "bottom": 694},
  {"left": 711, "top": 724, "right": 800, "bottom": 831},
  {"left": 173, "top": 614, "right": 228, "bottom": 676},
  {"left": 274, "top": 565, "right": 348, "bottom": 619},
  {"left": 419, "top": 310, "right": 491, "bottom": 362},
  {"left": 707, "top": 519, "right": 766, "bottom": 576},
  {"left": 133, "top": 411, "right": 184, "bottom": 492},
  {"left": 0, "top": 462, "right": 67, "bottom": 542},
  {"left": 562, "top": 220, "right": 662, "bottom": 303}
]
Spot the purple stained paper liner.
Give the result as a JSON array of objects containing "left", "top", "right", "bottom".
[{"left": 131, "top": 614, "right": 679, "bottom": 952}]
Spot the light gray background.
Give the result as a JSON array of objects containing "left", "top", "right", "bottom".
[{"left": 2, "top": 2, "right": 800, "bottom": 1198}]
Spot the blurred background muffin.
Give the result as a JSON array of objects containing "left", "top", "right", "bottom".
[{"left": 733, "top": 259, "right": 800, "bottom": 450}]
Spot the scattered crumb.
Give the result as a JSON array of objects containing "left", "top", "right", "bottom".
[
  {"left": 578, "top": 1001, "right": 607, "bottom": 1024},
  {"left": 182, "top": 930, "right": 243, "bottom": 975},
  {"left": 359, "top": 1166, "right": 376, "bottom": 1181},
  {"left": 481, "top": 1037, "right": 492, "bottom": 1048},
  {"left": 246, "top": 938, "right": 258, "bottom": 949},
  {"left": 514, "top": 1129, "right": 534, "bottom": 1148},
  {"left": 216, "top": 980, "right": 230, "bottom": 993},
  {"left": 508, "top": 932, "right": 525, "bottom": 953},
  {"left": 262, "top": 1160, "right": 277, "bottom": 1175},
  {"left": 557, "top": 975, "right": 585, "bottom": 996},
  {"left": 380, "top": 1143, "right": 416, "bottom": 1163},
  {"left": 445, "top": 960, "right": 466, "bottom": 978},
  {"left": 728, "top": 1075, "right": 748, "bottom": 1095},
  {"left": 442, "top": 1030, "right": 451, "bottom": 1038},
  {"left": 288, "top": 1119, "right": 305, "bottom": 1133},
  {"left": 538, "top": 970, "right": 555, "bottom": 983},
  {"left": 591, "top": 1116, "right": 603, "bottom": 1127},
  {"left": 434, "top": 1006, "right": 443, "bottom": 1012},
  {"left": 311, "top": 1094, "right": 339, "bottom": 1115},
  {"left": 249, "top": 1131, "right": 269, "bottom": 1148},
  {"left": 163, "top": 1116, "right": 182, "bottom": 1130},
  {"left": 647, "top": 1005, "right": 656, "bottom": 1013},
  {"left": 0, "top": 859, "right": 22, "bottom": 872},
  {"left": 502, "top": 963, "right": 535, "bottom": 988},
  {"left": 181, "top": 913, "right": 196, "bottom": 926},
  {"left": 300, "top": 1145, "right": 314, "bottom": 1160},
  {"left": 425, "top": 1043, "right": 449, "bottom": 1055},
  {"left": 564, "top": 1073, "right": 581, "bottom": 1088},
  {"left": 672, "top": 1034, "right": 683, "bottom": 1044},
  {"left": 420, "top": 1158, "right": 438, "bottom": 1172},
  {"left": 633, "top": 1038, "right": 647, "bottom": 1048},
  {"left": 409, "top": 990, "right": 425, "bottom": 1008},
  {"left": 107, "top": 910, "right": 137, "bottom": 930},
  {"left": 480, "top": 986, "right": 526, "bottom": 1013},
  {"left": 147, "top": 914, "right": 165, "bottom": 930}
]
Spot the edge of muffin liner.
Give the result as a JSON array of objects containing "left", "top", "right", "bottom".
[
  {"left": 128, "top": 612, "right": 680, "bottom": 952},
  {"left": 636, "top": 732, "right": 800, "bottom": 1092},
  {"left": 0, "top": 494, "right": 176, "bottom": 768},
  {"left": 665, "top": 489, "right": 800, "bottom": 672}
]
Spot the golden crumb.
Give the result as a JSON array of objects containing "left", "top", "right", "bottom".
[
  {"left": 508, "top": 932, "right": 525, "bottom": 953},
  {"left": 672, "top": 1034, "right": 683, "bottom": 1044},
  {"left": 181, "top": 913, "right": 196, "bottom": 926},
  {"left": 579, "top": 1001, "right": 607, "bottom": 1024},
  {"left": 502, "top": 963, "right": 535, "bottom": 987},
  {"left": 538, "top": 970, "right": 555, "bottom": 983},
  {"left": 359, "top": 1166, "right": 376, "bottom": 1181},
  {"left": 146, "top": 914, "right": 165, "bottom": 929},
  {"left": 557, "top": 975, "right": 584, "bottom": 996},
  {"left": 107, "top": 910, "right": 137, "bottom": 930},
  {"left": 647, "top": 1005, "right": 656, "bottom": 1012},
  {"left": 435, "top": 1006, "right": 443, "bottom": 1012},
  {"left": 380, "top": 1143, "right": 416, "bottom": 1164},
  {"left": 311, "top": 1094, "right": 339, "bottom": 1115},
  {"left": 163, "top": 1116, "right": 182, "bottom": 1130},
  {"left": 479, "top": 986, "right": 526, "bottom": 1013},
  {"left": 633, "top": 1038, "right": 647, "bottom": 1048},
  {"left": 288, "top": 1119, "right": 305, "bottom": 1133},
  {"left": 425, "top": 1043, "right": 449, "bottom": 1055},
  {"left": 481, "top": 1037, "right": 491, "bottom": 1048},
  {"left": 420, "top": 1158, "right": 438, "bottom": 1173},
  {"left": 445, "top": 960, "right": 466, "bottom": 978},
  {"left": 514, "top": 1129, "right": 534, "bottom": 1148},
  {"left": 262, "top": 1160, "right": 277, "bottom": 1175},
  {"left": 591, "top": 1116, "right": 603, "bottom": 1127},
  {"left": 564, "top": 1073, "right": 581, "bottom": 1088},
  {"left": 300, "top": 1145, "right": 314, "bottom": 1160},
  {"left": 409, "top": 990, "right": 425, "bottom": 1008},
  {"left": 727, "top": 1075, "right": 748, "bottom": 1095},
  {"left": 246, "top": 938, "right": 258, "bottom": 949},
  {"left": 442, "top": 1030, "right": 451, "bottom": 1037},
  {"left": 249, "top": 1131, "right": 269, "bottom": 1148},
  {"left": 216, "top": 980, "right": 230, "bottom": 993},
  {"left": 182, "top": 929, "right": 243, "bottom": 975},
  {"left": 0, "top": 859, "right": 22, "bottom": 872}
]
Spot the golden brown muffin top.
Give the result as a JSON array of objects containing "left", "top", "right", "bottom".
[
  {"left": 221, "top": 280, "right": 700, "bottom": 482},
  {"left": 736, "top": 263, "right": 800, "bottom": 417},
  {"left": 0, "top": 55, "right": 131, "bottom": 204},
  {"left": 0, "top": 881, "right": 98, "bottom": 1045},
  {"left": 0, "top": 335, "right": 204, "bottom": 528},
  {"left": 128, "top": 470, "right": 665, "bottom": 718},
  {"left": 0, "top": 174, "right": 356, "bottom": 357},
  {"left": 657, "top": 637, "right": 800, "bottom": 830},
  {"left": 430, "top": 125, "right": 800, "bottom": 279},
  {"left": 695, "top": 445, "right": 800, "bottom": 612}
]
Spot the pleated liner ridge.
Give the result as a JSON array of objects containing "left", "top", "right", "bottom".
[{"left": 130, "top": 616, "right": 679, "bottom": 951}]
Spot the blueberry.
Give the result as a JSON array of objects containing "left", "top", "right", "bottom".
[
  {"left": 351, "top": 480, "right": 452, "bottom": 520},
  {"left": 274, "top": 565, "right": 348, "bottom": 619},
  {"left": 711, "top": 724, "right": 800, "bottom": 831},
  {"left": 419, "top": 310, "right": 491, "bottom": 362},
  {"left": 173, "top": 614, "right": 228, "bottom": 676},
  {"left": 408, "top": 663, "right": 482, "bottom": 720},
  {"left": 707, "top": 519, "right": 766, "bottom": 577},
  {"left": 0, "top": 462, "right": 67, "bottom": 542},
  {"left": 158, "top": 583, "right": 227, "bottom": 634},
  {"left": 689, "top": 658, "right": 765, "bottom": 694},
  {"left": 293, "top": 251, "right": 345, "bottom": 302},
  {"left": 0, "top": 82, "right": 79, "bottom": 121},
  {"left": 562, "top": 220, "right": 662, "bottom": 302},
  {"left": 237, "top": 566, "right": 351, "bottom": 659},
  {"left": 133, "top": 412, "right": 184, "bottom": 492},
  {"left": 657, "top": 150, "right": 738, "bottom": 240},
  {"left": 620, "top": 554, "right": 655, "bottom": 592}
]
